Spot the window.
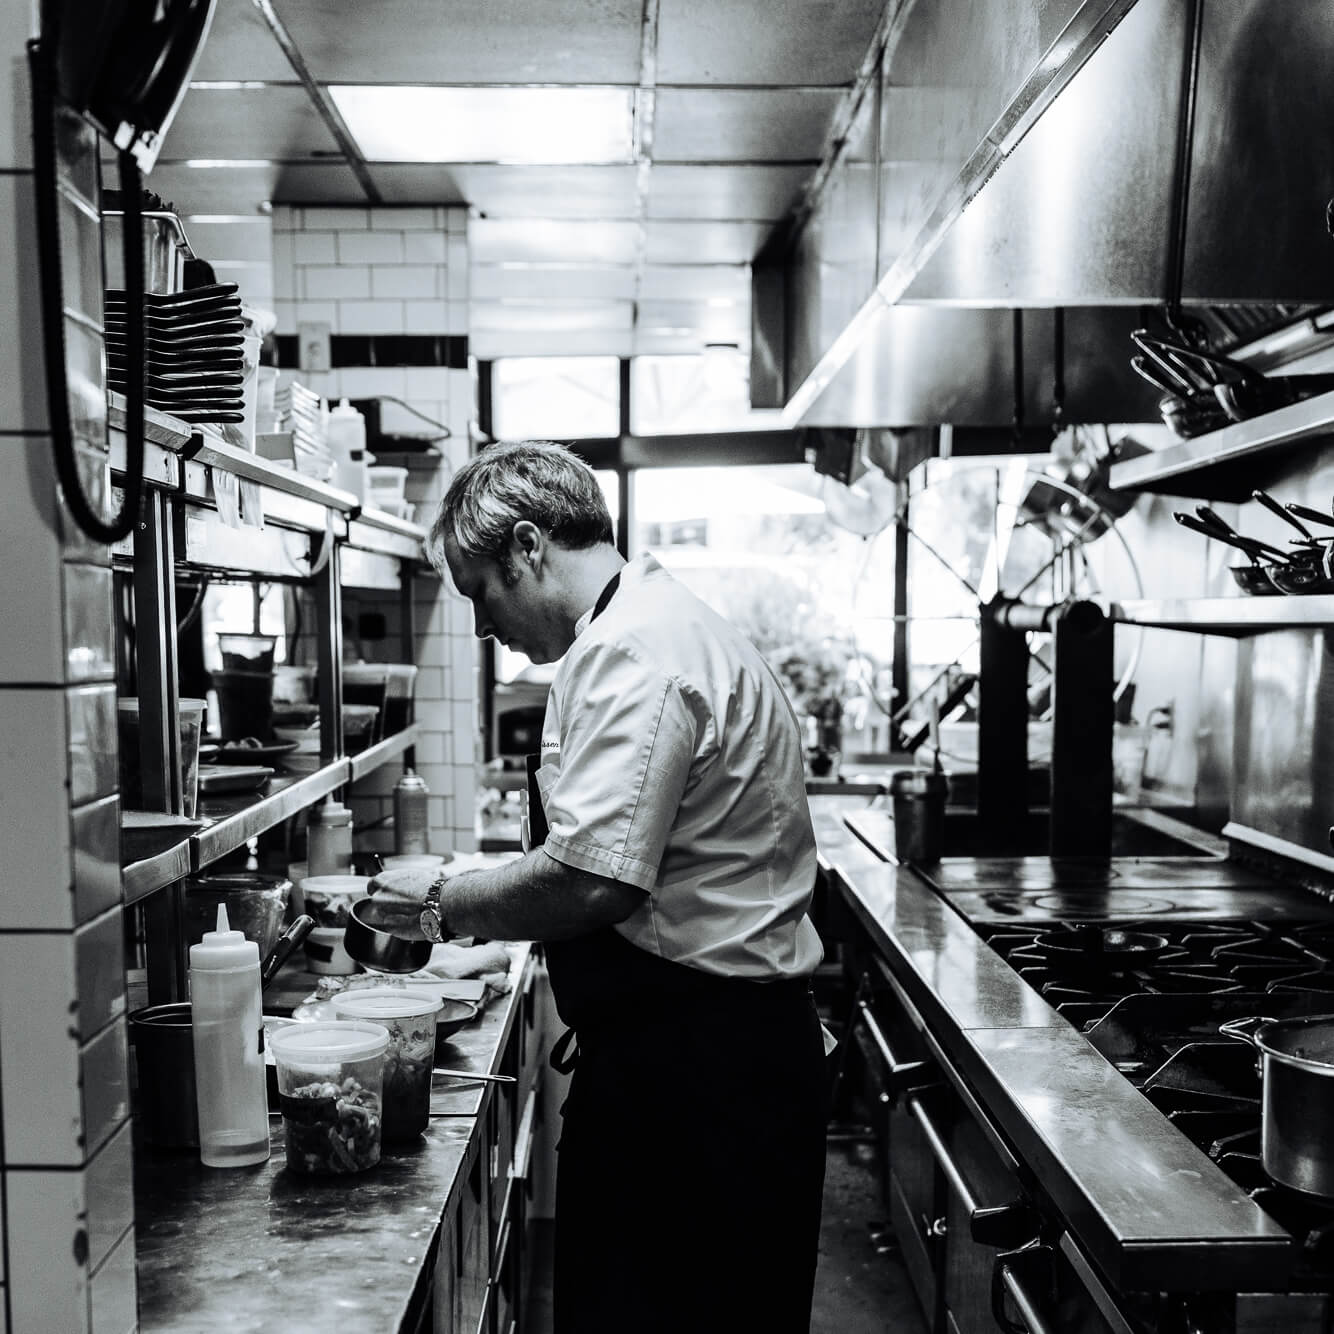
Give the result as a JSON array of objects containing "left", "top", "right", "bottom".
[
  {"left": 631, "top": 348, "right": 784, "bottom": 436},
  {"left": 492, "top": 356, "right": 620, "bottom": 441},
  {"left": 633, "top": 464, "right": 896, "bottom": 758}
]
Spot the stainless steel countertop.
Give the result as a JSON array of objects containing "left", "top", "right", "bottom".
[
  {"left": 133, "top": 945, "right": 533, "bottom": 1332},
  {"left": 810, "top": 796, "right": 1298, "bottom": 1292}
]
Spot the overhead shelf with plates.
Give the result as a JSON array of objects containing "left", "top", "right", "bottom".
[
  {"left": 1107, "top": 388, "right": 1334, "bottom": 502},
  {"left": 107, "top": 389, "right": 429, "bottom": 1006}
]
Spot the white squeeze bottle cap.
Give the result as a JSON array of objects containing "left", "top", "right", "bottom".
[{"left": 189, "top": 903, "right": 260, "bottom": 970}]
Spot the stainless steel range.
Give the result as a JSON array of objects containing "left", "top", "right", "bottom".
[{"left": 830, "top": 807, "right": 1334, "bottom": 1334}]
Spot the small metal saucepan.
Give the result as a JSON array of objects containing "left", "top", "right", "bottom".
[
  {"left": 1033, "top": 925, "right": 1171, "bottom": 970},
  {"left": 1220, "top": 1013, "right": 1334, "bottom": 1198},
  {"left": 343, "top": 896, "right": 434, "bottom": 973}
]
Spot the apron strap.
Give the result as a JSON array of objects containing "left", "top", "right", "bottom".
[{"left": 549, "top": 1025, "right": 580, "bottom": 1074}]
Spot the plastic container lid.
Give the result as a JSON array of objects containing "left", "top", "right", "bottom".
[
  {"left": 269, "top": 1019, "right": 390, "bottom": 1066},
  {"left": 299, "top": 875, "right": 369, "bottom": 896},
  {"left": 118, "top": 696, "right": 207, "bottom": 716},
  {"left": 332, "top": 988, "right": 441, "bottom": 1021}
]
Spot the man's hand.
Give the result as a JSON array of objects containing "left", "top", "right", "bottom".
[
  {"left": 361, "top": 866, "right": 442, "bottom": 933},
  {"left": 366, "top": 866, "right": 439, "bottom": 909}
]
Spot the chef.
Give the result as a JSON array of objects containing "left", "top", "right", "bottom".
[{"left": 369, "top": 439, "right": 828, "bottom": 1334}]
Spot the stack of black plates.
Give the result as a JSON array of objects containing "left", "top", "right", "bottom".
[{"left": 106, "top": 284, "right": 246, "bottom": 423}]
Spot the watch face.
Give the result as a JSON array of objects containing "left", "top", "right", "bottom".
[{"left": 419, "top": 908, "right": 442, "bottom": 943}]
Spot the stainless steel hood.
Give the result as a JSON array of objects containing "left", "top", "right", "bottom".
[{"left": 761, "top": 0, "right": 1334, "bottom": 428}]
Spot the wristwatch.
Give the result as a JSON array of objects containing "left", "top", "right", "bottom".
[{"left": 419, "top": 876, "right": 449, "bottom": 944}]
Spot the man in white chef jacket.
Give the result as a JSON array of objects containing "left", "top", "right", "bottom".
[{"left": 370, "top": 439, "right": 828, "bottom": 1334}]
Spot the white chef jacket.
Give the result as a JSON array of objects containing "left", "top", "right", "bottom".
[{"left": 535, "top": 552, "right": 823, "bottom": 979}]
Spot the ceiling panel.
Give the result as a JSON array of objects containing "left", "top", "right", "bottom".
[
  {"left": 190, "top": 2, "right": 294, "bottom": 82},
  {"left": 645, "top": 164, "right": 810, "bottom": 219},
  {"left": 280, "top": 0, "right": 643, "bottom": 84},
  {"left": 653, "top": 88, "right": 841, "bottom": 162},
  {"left": 470, "top": 219, "right": 642, "bottom": 265},
  {"left": 469, "top": 301, "right": 634, "bottom": 332},
  {"left": 367, "top": 164, "right": 640, "bottom": 217},
  {"left": 472, "top": 266, "right": 638, "bottom": 301},
  {"left": 160, "top": 87, "right": 342, "bottom": 160},
  {"left": 644, "top": 220, "right": 769, "bottom": 264},
  {"left": 657, "top": 0, "right": 883, "bottom": 85},
  {"left": 638, "top": 265, "right": 751, "bottom": 301}
]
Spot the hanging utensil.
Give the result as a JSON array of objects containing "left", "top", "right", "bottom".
[
  {"left": 1252, "top": 488, "right": 1317, "bottom": 544},
  {"left": 1173, "top": 513, "right": 1283, "bottom": 597},
  {"left": 1193, "top": 506, "right": 1290, "bottom": 561},
  {"left": 1288, "top": 501, "right": 1334, "bottom": 530},
  {"left": 1130, "top": 355, "right": 1185, "bottom": 399},
  {"left": 1131, "top": 330, "right": 1200, "bottom": 397}
]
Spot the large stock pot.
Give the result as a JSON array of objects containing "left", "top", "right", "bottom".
[{"left": 1221, "top": 1012, "right": 1334, "bottom": 1197}]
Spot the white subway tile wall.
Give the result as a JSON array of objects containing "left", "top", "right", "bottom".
[
  {"left": 273, "top": 205, "right": 479, "bottom": 855},
  {"left": 0, "top": 13, "right": 131, "bottom": 1326}
]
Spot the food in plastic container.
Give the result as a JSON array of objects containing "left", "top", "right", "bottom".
[
  {"left": 332, "top": 989, "right": 440, "bottom": 1141},
  {"left": 270, "top": 1020, "right": 389, "bottom": 1174}
]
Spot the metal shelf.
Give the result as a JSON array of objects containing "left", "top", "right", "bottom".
[
  {"left": 349, "top": 723, "right": 421, "bottom": 783},
  {"left": 108, "top": 393, "right": 359, "bottom": 515},
  {"left": 190, "top": 761, "right": 348, "bottom": 871},
  {"left": 1110, "top": 595, "right": 1334, "bottom": 635},
  {"left": 1107, "top": 389, "right": 1334, "bottom": 501},
  {"left": 123, "top": 841, "right": 193, "bottom": 905}
]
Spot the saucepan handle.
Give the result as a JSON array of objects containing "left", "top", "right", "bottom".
[{"left": 1218, "top": 1015, "right": 1273, "bottom": 1047}]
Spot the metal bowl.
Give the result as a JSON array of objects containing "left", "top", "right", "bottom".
[{"left": 342, "top": 896, "right": 433, "bottom": 973}]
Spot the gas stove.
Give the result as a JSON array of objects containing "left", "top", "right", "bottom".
[{"left": 980, "top": 916, "right": 1334, "bottom": 1287}]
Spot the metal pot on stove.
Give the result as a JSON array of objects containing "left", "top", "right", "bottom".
[{"left": 1220, "top": 1013, "right": 1334, "bottom": 1198}]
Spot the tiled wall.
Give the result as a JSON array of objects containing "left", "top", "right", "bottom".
[
  {"left": 0, "top": 6, "right": 137, "bottom": 1330},
  {"left": 270, "top": 205, "right": 478, "bottom": 854}
]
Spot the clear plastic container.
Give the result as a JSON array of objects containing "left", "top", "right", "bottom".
[
  {"left": 331, "top": 989, "right": 440, "bottom": 1141},
  {"left": 270, "top": 1020, "right": 389, "bottom": 1174},
  {"left": 217, "top": 633, "right": 277, "bottom": 671},
  {"left": 117, "top": 696, "right": 206, "bottom": 817}
]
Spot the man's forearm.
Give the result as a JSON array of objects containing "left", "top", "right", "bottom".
[{"left": 438, "top": 848, "right": 642, "bottom": 942}]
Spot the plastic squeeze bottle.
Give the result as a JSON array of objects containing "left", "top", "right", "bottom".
[
  {"left": 327, "top": 398, "right": 368, "bottom": 504},
  {"left": 308, "top": 798, "right": 354, "bottom": 877},
  {"left": 189, "top": 904, "right": 271, "bottom": 1168}
]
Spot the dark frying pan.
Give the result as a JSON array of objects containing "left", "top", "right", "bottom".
[
  {"left": 1172, "top": 512, "right": 1284, "bottom": 596},
  {"left": 1034, "top": 926, "right": 1171, "bottom": 970}
]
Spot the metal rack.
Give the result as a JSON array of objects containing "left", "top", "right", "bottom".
[
  {"left": 109, "top": 398, "right": 429, "bottom": 1001},
  {"left": 1107, "top": 388, "right": 1334, "bottom": 502}
]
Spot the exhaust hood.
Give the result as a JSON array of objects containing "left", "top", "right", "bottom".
[{"left": 760, "top": 0, "right": 1334, "bottom": 429}]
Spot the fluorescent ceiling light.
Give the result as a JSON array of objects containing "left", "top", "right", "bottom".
[{"left": 330, "top": 86, "right": 635, "bottom": 164}]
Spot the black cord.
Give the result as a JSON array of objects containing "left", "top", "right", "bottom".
[
  {"left": 373, "top": 395, "right": 452, "bottom": 440},
  {"left": 28, "top": 33, "right": 145, "bottom": 545}
]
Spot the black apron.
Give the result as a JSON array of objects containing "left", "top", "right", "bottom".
[{"left": 532, "top": 573, "right": 828, "bottom": 1334}]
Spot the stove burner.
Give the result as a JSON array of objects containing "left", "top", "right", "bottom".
[{"left": 1029, "top": 891, "right": 1176, "bottom": 917}]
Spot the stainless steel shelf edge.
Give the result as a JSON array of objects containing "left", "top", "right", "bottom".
[
  {"left": 1111, "top": 596, "right": 1334, "bottom": 635},
  {"left": 123, "top": 842, "right": 193, "bottom": 905},
  {"left": 1223, "top": 821, "right": 1334, "bottom": 879},
  {"left": 190, "top": 760, "right": 349, "bottom": 870},
  {"left": 349, "top": 724, "right": 421, "bottom": 783},
  {"left": 1108, "top": 389, "right": 1334, "bottom": 498},
  {"left": 108, "top": 392, "right": 360, "bottom": 515}
]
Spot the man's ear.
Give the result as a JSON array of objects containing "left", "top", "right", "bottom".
[{"left": 511, "top": 520, "right": 544, "bottom": 571}]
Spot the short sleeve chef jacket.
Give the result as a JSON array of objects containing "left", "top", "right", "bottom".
[{"left": 535, "top": 552, "right": 823, "bottom": 979}]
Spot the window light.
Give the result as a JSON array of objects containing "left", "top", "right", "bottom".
[{"left": 329, "top": 86, "right": 635, "bottom": 164}]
